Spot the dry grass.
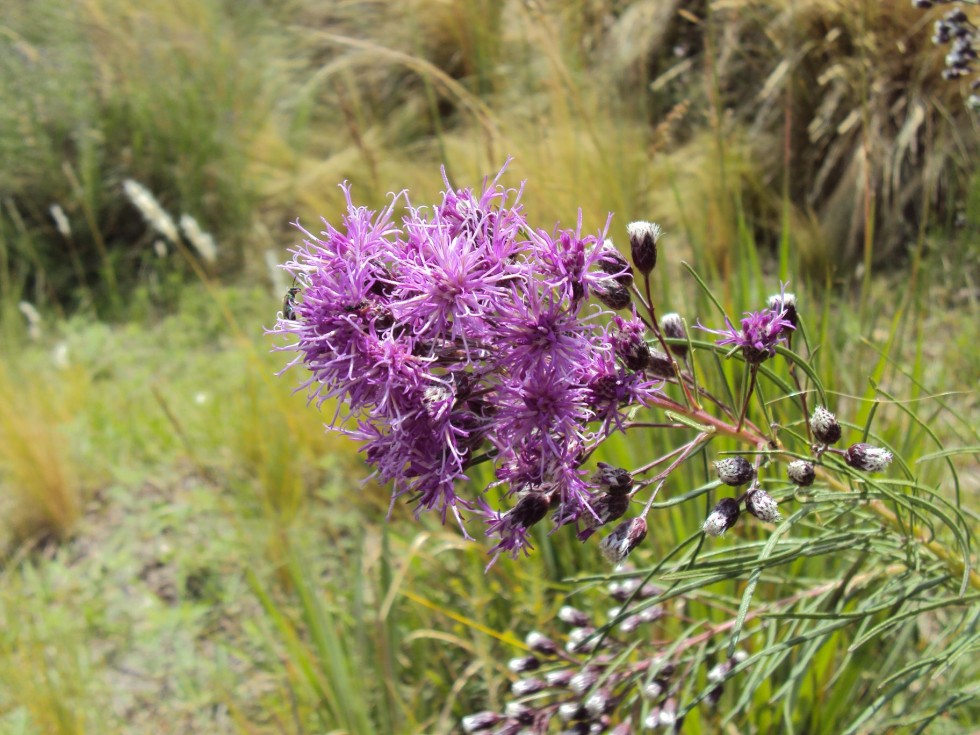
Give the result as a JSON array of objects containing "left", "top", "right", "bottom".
[{"left": 0, "top": 362, "right": 82, "bottom": 548}]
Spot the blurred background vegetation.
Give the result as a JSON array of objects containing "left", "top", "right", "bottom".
[{"left": 0, "top": 0, "right": 977, "bottom": 733}]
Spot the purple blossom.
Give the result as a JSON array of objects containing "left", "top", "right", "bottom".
[
  {"left": 270, "top": 161, "right": 662, "bottom": 562},
  {"left": 697, "top": 290, "right": 796, "bottom": 364}
]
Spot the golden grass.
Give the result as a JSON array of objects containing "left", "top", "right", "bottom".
[{"left": 0, "top": 362, "right": 82, "bottom": 548}]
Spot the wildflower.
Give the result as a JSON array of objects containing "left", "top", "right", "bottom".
[
  {"left": 660, "top": 312, "right": 688, "bottom": 357},
  {"left": 768, "top": 291, "right": 798, "bottom": 329},
  {"left": 745, "top": 489, "right": 781, "bottom": 523},
  {"left": 713, "top": 456, "right": 755, "bottom": 486},
  {"left": 810, "top": 406, "right": 842, "bottom": 445},
  {"left": 843, "top": 443, "right": 894, "bottom": 472},
  {"left": 646, "top": 349, "right": 674, "bottom": 379},
  {"left": 787, "top": 459, "right": 815, "bottom": 487},
  {"left": 593, "top": 463, "right": 633, "bottom": 495},
  {"left": 702, "top": 498, "right": 740, "bottom": 536},
  {"left": 600, "top": 517, "right": 648, "bottom": 563},
  {"left": 698, "top": 303, "right": 795, "bottom": 364},
  {"left": 627, "top": 221, "right": 661, "bottom": 275},
  {"left": 592, "top": 277, "right": 632, "bottom": 310}
]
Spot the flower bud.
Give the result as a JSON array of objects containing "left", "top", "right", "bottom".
[
  {"left": 569, "top": 669, "right": 600, "bottom": 695},
  {"left": 585, "top": 688, "right": 615, "bottom": 716},
  {"left": 585, "top": 493, "right": 631, "bottom": 530},
  {"left": 702, "top": 498, "right": 740, "bottom": 536},
  {"left": 646, "top": 349, "right": 674, "bottom": 379},
  {"left": 598, "top": 240, "right": 635, "bottom": 287},
  {"left": 558, "top": 701, "right": 588, "bottom": 722},
  {"left": 462, "top": 712, "right": 503, "bottom": 732},
  {"left": 843, "top": 443, "right": 893, "bottom": 472},
  {"left": 507, "top": 655, "right": 540, "bottom": 673},
  {"left": 626, "top": 221, "right": 661, "bottom": 275},
  {"left": 593, "top": 277, "right": 633, "bottom": 310},
  {"left": 510, "top": 491, "right": 551, "bottom": 529},
  {"left": 545, "top": 668, "right": 575, "bottom": 687},
  {"left": 615, "top": 331, "right": 651, "bottom": 371},
  {"left": 745, "top": 489, "right": 781, "bottom": 523},
  {"left": 787, "top": 459, "right": 815, "bottom": 487},
  {"left": 566, "top": 626, "right": 598, "bottom": 653},
  {"left": 660, "top": 312, "right": 688, "bottom": 358},
  {"left": 504, "top": 702, "right": 535, "bottom": 724},
  {"left": 525, "top": 631, "right": 560, "bottom": 656},
  {"left": 810, "top": 406, "right": 842, "bottom": 445},
  {"left": 600, "top": 517, "right": 648, "bottom": 563},
  {"left": 593, "top": 463, "right": 633, "bottom": 495},
  {"left": 558, "top": 605, "right": 591, "bottom": 627},
  {"left": 713, "top": 456, "right": 755, "bottom": 486},
  {"left": 510, "top": 677, "right": 546, "bottom": 696},
  {"left": 768, "top": 292, "right": 798, "bottom": 329}
]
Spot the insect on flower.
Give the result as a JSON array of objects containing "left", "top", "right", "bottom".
[{"left": 281, "top": 282, "right": 302, "bottom": 321}]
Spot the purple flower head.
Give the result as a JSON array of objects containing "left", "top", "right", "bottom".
[
  {"left": 270, "top": 162, "right": 654, "bottom": 565},
  {"left": 697, "top": 286, "right": 796, "bottom": 364}
]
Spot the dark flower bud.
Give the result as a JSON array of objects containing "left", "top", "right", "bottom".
[
  {"left": 626, "top": 221, "right": 661, "bottom": 275},
  {"left": 558, "top": 605, "right": 591, "bottom": 627},
  {"left": 660, "top": 312, "right": 688, "bottom": 357},
  {"left": 510, "top": 677, "right": 546, "bottom": 696},
  {"left": 593, "top": 277, "right": 633, "bottom": 310},
  {"left": 569, "top": 669, "right": 600, "bottom": 695},
  {"left": 462, "top": 711, "right": 503, "bottom": 732},
  {"left": 507, "top": 655, "right": 540, "bottom": 673},
  {"left": 585, "top": 493, "right": 631, "bottom": 530},
  {"left": 713, "top": 456, "right": 755, "bottom": 486},
  {"left": 787, "top": 459, "right": 815, "bottom": 487},
  {"left": 585, "top": 688, "right": 616, "bottom": 716},
  {"left": 745, "top": 489, "right": 782, "bottom": 523},
  {"left": 566, "top": 626, "right": 598, "bottom": 653},
  {"left": 913, "top": 0, "right": 932, "bottom": 7},
  {"left": 598, "top": 239, "right": 634, "bottom": 287},
  {"left": 646, "top": 349, "right": 675, "bottom": 378},
  {"left": 593, "top": 463, "right": 633, "bottom": 495},
  {"left": 545, "top": 668, "right": 575, "bottom": 687},
  {"left": 525, "top": 631, "right": 560, "bottom": 657},
  {"left": 504, "top": 702, "right": 535, "bottom": 725},
  {"left": 810, "top": 406, "right": 842, "bottom": 445},
  {"left": 768, "top": 292, "right": 798, "bottom": 329},
  {"left": 843, "top": 443, "right": 893, "bottom": 472},
  {"left": 600, "top": 517, "right": 648, "bottom": 563},
  {"left": 558, "top": 702, "right": 589, "bottom": 722},
  {"left": 615, "top": 331, "right": 650, "bottom": 371},
  {"left": 510, "top": 491, "right": 551, "bottom": 529},
  {"left": 702, "top": 498, "right": 740, "bottom": 536}
]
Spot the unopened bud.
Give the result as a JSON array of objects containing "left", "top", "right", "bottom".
[
  {"left": 593, "top": 277, "right": 633, "bottom": 310},
  {"left": 843, "top": 443, "right": 893, "bottom": 473},
  {"left": 558, "top": 606, "right": 591, "bottom": 627},
  {"left": 510, "top": 677, "right": 546, "bottom": 696},
  {"left": 600, "top": 517, "right": 648, "bottom": 563},
  {"left": 660, "top": 313, "right": 688, "bottom": 358},
  {"left": 585, "top": 688, "right": 615, "bottom": 716},
  {"left": 507, "top": 655, "right": 540, "bottom": 673},
  {"left": 768, "top": 292, "right": 798, "bottom": 329},
  {"left": 593, "top": 463, "right": 633, "bottom": 495},
  {"left": 462, "top": 711, "right": 503, "bottom": 732},
  {"left": 810, "top": 406, "right": 842, "bottom": 445},
  {"left": 569, "top": 669, "right": 600, "bottom": 695},
  {"left": 510, "top": 491, "right": 551, "bottom": 529},
  {"left": 566, "top": 626, "right": 598, "bottom": 653},
  {"left": 745, "top": 489, "right": 781, "bottom": 523},
  {"left": 598, "top": 240, "right": 635, "bottom": 287},
  {"left": 615, "top": 332, "right": 650, "bottom": 371},
  {"left": 525, "top": 631, "right": 560, "bottom": 656},
  {"left": 646, "top": 349, "right": 674, "bottom": 378},
  {"left": 713, "top": 456, "right": 755, "bottom": 486},
  {"left": 545, "top": 668, "right": 575, "bottom": 687},
  {"left": 702, "top": 498, "right": 740, "bottom": 536},
  {"left": 626, "top": 221, "right": 661, "bottom": 275},
  {"left": 504, "top": 702, "right": 535, "bottom": 724},
  {"left": 787, "top": 459, "right": 815, "bottom": 487}
]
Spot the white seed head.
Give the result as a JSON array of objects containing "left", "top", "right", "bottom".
[
  {"left": 787, "top": 459, "right": 815, "bottom": 487},
  {"left": 810, "top": 406, "right": 842, "bottom": 445},
  {"left": 123, "top": 179, "right": 180, "bottom": 244},
  {"left": 49, "top": 204, "right": 71, "bottom": 239},
  {"left": 179, "top": 214, "right": 218, "bottom": 264},
  {"left": 745, "top": 489, "right": 782, "bottom": 523},
  {"left": 713, "top": 457, "right": 755, "bottom": 486},
  {"left": 844, "top": 443, "right": 894, "bottom": 473}
]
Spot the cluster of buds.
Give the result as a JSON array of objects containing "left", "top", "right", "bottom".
[
  {"left": 461, "top": 571, "right": 747, "bottom": 733},
  {"left": 915, "top": 0, "right": 980, "bottom": 110}
]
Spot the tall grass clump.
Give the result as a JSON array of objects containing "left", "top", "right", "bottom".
[{"left": 263, "top": 160, "right": 977, "bottom": 732}]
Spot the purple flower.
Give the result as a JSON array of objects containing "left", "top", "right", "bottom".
[{"left": 698, "top": 291, "right": 796, "bottom": 364}]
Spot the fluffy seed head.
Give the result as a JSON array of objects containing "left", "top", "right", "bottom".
[
  {"left": 787, "top": 460, "right": 815, "bottom": 487},
  {"left": 810, "top": 406, "right": 842, "bottom": 445},
  {"left": 713, "top": 456, "right": 755, "bottom": 486},
  {"left": 599, "top": 517, "right": 648, "bottom": 563},
  {"left": 745, "top": 489, "right": 782, "bottom": 523},
  {"left": 598, "top": 240, "right": 635, "bottom": 287},
  {"left": 844, "top": 443, "right": 894, "bottom": 473},
  {"left": 626, "top": 221, "right": 661, "bottom": 274},
  {"left": 702, "top": 498, "right": 741, "bottom": 536},
  {"left": 768, "top": 291, "right": 798, "bottom": 328}
]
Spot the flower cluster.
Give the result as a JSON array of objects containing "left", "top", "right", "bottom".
[
  {"left": 915, "top": 0, "right": 980, "bottom": 110},
  {"left": 460, "top": 569, "right": 747, "bottom": 732},
  {"left": 271, "top": 163, "right": 663, "bottom": 565}
]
